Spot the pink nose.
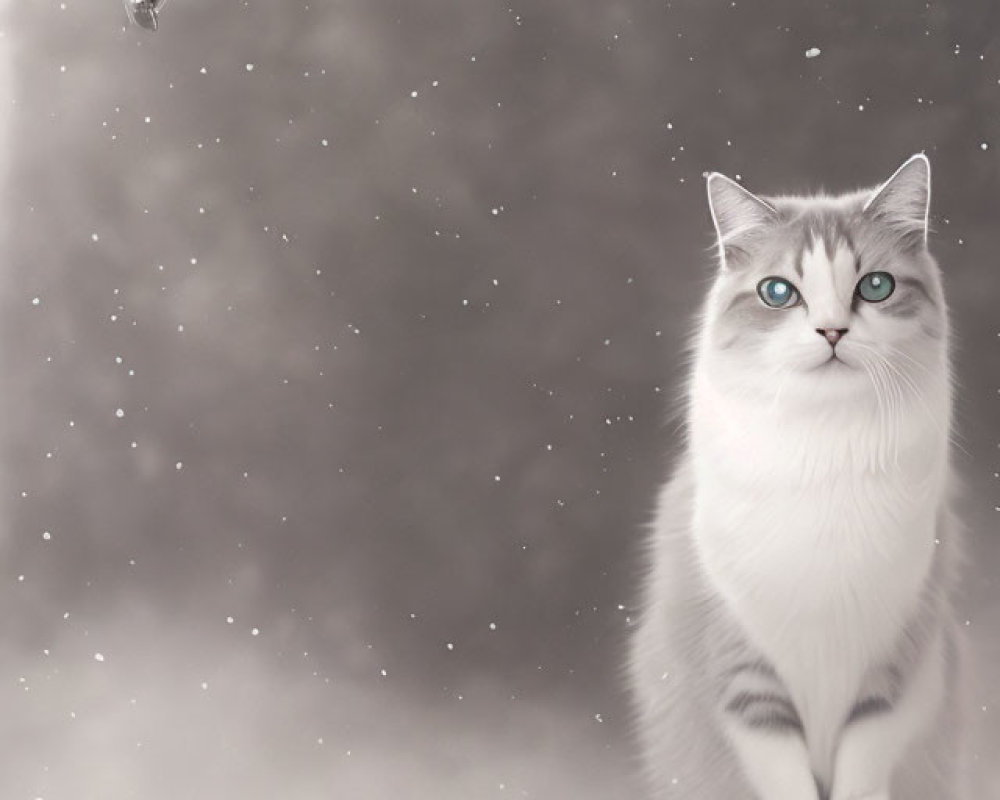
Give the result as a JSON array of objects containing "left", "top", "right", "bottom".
[{"left": 816, "top": 328, "right": 848, "bottom": 346}]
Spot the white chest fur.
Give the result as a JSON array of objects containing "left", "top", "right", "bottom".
[{"left": 688, "top": 371, "right": 948, "bottom": 763}]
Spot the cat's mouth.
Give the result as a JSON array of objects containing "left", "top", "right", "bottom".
[{"left": 809, "top": 353, "right": 852, "bottom": 372}]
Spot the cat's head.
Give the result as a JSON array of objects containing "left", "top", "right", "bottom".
[{"left": 699, "top": 154, "right": 949, "bottom": 410}]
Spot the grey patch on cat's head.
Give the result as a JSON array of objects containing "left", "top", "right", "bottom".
[
  {"left": 814, "top": 213, "right": 856, "bottom": 260},
  {"left": 716, "top": 290, "right": 787, "bottom": 350},
  {"left": 706, "top": 154, "right": 931, "bottom": 274},
  {"left": 876, "top": 276, "right": 934, "bottom": 320},
  {"left": 895, "top": 275, "right": 934, "bottom": 304},
  {"left": 777, "top": 210, "right": 859, "bottom": 279},
  {"left": 705, "top": 156, "right": 942, "bottom": 352}
]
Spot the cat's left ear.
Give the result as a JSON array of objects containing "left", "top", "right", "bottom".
[{"left": 863, "top": 153, "right": 931, "bottom": 247}]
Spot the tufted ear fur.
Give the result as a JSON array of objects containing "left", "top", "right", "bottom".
[
  {"left": 706, "top": 172, "right": 777, "bottom": 268},
  {"left": 863, "top": 154, "right": 930, "bottom": 250}
]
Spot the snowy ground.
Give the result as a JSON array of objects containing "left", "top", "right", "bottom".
[
  {"left": 0, "top": 600, "right": 994, "bottom": 799},
  {"left": 0, "top": 613, "right": 638, "bottom": 798}
]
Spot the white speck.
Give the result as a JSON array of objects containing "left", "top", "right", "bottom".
[
  {"left": 31, "top": 296, "right": 40, "bottom": 306},
  {"left": 804, "top": 47, "right": 821, "bottom": 58},
  {"left": 226, "top": 616, "right": 234, "bottom": 624},
  {"left": 199, "top": 66, "right": 208, "bottom": 74},
  {"left": 90, "top": 233, "right": 99, "bottom": 242},
  {"left": 94, "top": 652, "right": 105, "bottom": 662},
  {"left": 446, "top": 642, "right": 455, "bottom": 651},
  {"left": 858, "top": 104, "right": 865, "bottom": 111},
  {"left": 321, "top": 139, "right": 328, "bottom": 147},
  {"left": 42, "top": 531, "right": 51, "bottom": 541},
  {"left": 200, "top": 681, "right": 209, "bottom": 690},
  {"left": 115, "top": 408, "right": 125, "bottom": 419},
  {"left": 594, "top": 713, "right": 603, "bottom": 722},
  {"left": 251, "top": 627, "right": 260, "bottom": 636},
  {"left": 410, "top": 90, "right": 418, "bottom": 98},
  {"left": 144, "top": 116, "right": 151, "bottom": 124},
  {"left": 245, "top": 63, "right": 255, "bottom": 72},
  {"left": 177, "top": 324, "right": 185, "bottom": 332},
  {"left": 380, "top": 668, "right": 387, "bottom": 677},
  {"left": 980, "top": 142, "right": 989, "bottom": 151},
  {"left": 489, "top": 622, "right": 497, "bottom": 631},
  {"left": 175, "top": 462, "right": 183, "bottom": 470},
  {"left": 494, "top": 474, "right": 501, "bottom": 482}
]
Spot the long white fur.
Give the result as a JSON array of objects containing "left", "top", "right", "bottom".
[{"left": 630, "top": 155, "right": 965, "bottom": 799}]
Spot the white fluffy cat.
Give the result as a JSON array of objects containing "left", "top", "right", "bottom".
[{"left": 629, "top": 155, "right": 967, "bottom": 800}]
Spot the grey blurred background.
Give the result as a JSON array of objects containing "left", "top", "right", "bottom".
[{"left": 0, "top": 1, "right": 997, "bottom": 798}]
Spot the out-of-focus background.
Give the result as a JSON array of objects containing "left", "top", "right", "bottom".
[{"left": 0, "top": 1, "right": 996, "bottom": 798}]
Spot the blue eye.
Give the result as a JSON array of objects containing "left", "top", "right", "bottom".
[
  {"left": 856, "top": 271, "right": 895, "bottom": 303},
  {"left": 756, "top": 277, "right": 800, "bottom": 308}
]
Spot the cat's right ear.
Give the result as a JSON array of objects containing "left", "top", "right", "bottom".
[
  {"left": 706, "top": 172, "right": 776, "bottom": 268},
  {"left": 862, "top": 153, "right": 930, "bottom": 250}
]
